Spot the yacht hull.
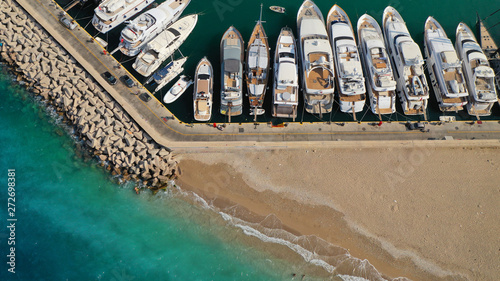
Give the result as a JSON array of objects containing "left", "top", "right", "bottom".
[
  {"left": 383, "top": 6, "right": 429, "bottom": 116},
  {"left": 246, "top": 20, "right": 270, "bottom": 116},
  {"left": 297, "top": 0, "right": 335, "bottom": 116},
  {"left": 133, "top": 15, "right": 198, "bottom": 77},
  {"left": 92, "top": 0, "right": 154, "bottom": 34},
  {"left": 424, "top": 17, "right": 468, "bottom": 112},
  {"left": 272, "top": 27, "right": 299, "bottom": 120},
  {"left": 327, "top": 4, "right": 366, "bottom": 115},
  {"left": 358, "top": 14, "right": 397, "bottom": 115},
  {"left": 194, "top": 57, "right": 213, "bottom": 122},
  {"left": 220, "top": 26, "right": 244, "bottom": 117},
  {"left": 456, "top": 22, "right": 498, "bottom": 116}
]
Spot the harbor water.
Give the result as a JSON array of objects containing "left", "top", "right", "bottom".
[{"left": 60, "top": 0, "right": 500, "bottom": 124}]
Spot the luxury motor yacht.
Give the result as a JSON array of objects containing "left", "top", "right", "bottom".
[
  {"left": 358, "top": 14, "right": 397, "bottom": 115},
  {"left": 456, "top": 22, "right": 498, "bottom": 116},
  {"left": 193, "top": 57, "right": 213, "bottom": 122},
  {"left": 327, "top": 4, "right": 366, "bottom": 115},
  {"left": 424, "top": 17, "right": 468, "bottom": 112},
  {"left": 133, "top": 14, "right": 197, "bottom": 77},
  {"left": 92, "top": 0, "right": 154, "bottom": 34},
  {"left": 220, "top": 26, "right": 244, "bottom": 118},
  {"left": 383, "top": 6, "right": 429, "bottom": 116},
  {"left": 272, "top": 27, "right": 299, "bottom": 120},
  {"left": 297, "top": 0, "right": 335, "bottom": 116},
  {"left": 246, "top": 5, "right": 270, "bottom": 117},
  {"left": 119, "top": 0, "right": 190, "bottom": 56},
  {"left": 150, "top": 56, "right": 188, "bottom": 93}
]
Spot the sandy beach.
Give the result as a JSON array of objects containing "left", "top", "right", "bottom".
[{"left": 176, "top": 140, "right": 500, "bottom": 281}]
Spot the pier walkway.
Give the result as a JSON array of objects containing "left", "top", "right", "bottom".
[{"left": 16, "top": 0, "right": 500, "bottom": 149}]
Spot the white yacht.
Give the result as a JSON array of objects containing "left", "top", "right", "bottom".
[
  {"left": 163, "top": 75, "right": 193, "bottom": 104},
  {"left": 220, "top": 26, "right": 244, "bottom": 118},
  {"left": 297, "top": 0, "right": 335, "bottom": 116},
  {"left": 193, "top": 57, "right": 213, "bottom": 122},
  {"left": 327, "top": 4, "right": 366, "bottom": 115},
  {"left": 456, "top": 22, "right": 498, "bottom": 116},
  {"left": 133, "top": 14, "right": 197, "bottom": 77},
  {"left": 272, "top": 27, "right": 299, "bottom": 120},
  {"left": 424, "top": 17, "right": 468, "bottom": 112},
  {"left": 358, "top": 14, "right": 397, "bottom": 115},
  {"left": 119, "top": 0, "right": 190, "bottom": 57},
  {"left": 92, "top": 0, "right": 154, "bottom": 34},
  {"left": 246, "top": 5, "right": 270, "bottom": 117},
  {"left": 150, "top": 56, "right": 188, "bottom": 93},
  {"left": 383, "top": 6, "right": 429, "bottom": 116}
]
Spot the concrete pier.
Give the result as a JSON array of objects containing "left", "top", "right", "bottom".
[{"left": 0, "top": 0, "right": 177, "bottom": 187}]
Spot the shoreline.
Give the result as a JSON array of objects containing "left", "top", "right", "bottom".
[{"left": 176, "top": 144, "right": 500, "bottom": 280}]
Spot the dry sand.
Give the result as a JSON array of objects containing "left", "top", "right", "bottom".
[{"left": 176, "top": 140, "right": 500, "bottom": 281}]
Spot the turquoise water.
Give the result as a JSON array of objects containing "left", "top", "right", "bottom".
[
  {"left": 63, "top": 0, "right": 500, "bottom": 123},
  {"left": 2, "top": 0, "right": 500, "bottom": 279},
  {"left": 0, "top": 68, "right": 327, "bottom": 280}
]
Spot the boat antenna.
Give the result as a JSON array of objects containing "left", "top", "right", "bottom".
[
  {"left": 482, "top": 8, "right": 500, "bottom": 21},
  {"left": 487, "top": 21, "right": 500, "bottom": 31}
]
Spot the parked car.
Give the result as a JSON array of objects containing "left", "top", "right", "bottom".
[
  {"left": 103, "top": 71, "right": 117, "bottom": 85},
  {"left": 139, "top": 93, "right": 151, "bottom": 102},
  {"left": 407, "top": 122, "right": 425, "bottom": 131},
  {"left": 121, "top": 75, "right": 135, "bottom": 88},
  {"left": 59, "top": 15, "right": 77, "bottom": 30}
]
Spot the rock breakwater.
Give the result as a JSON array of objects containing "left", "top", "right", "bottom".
[{"left": 0, "top": 0, "right": 178, "bottom": 189}]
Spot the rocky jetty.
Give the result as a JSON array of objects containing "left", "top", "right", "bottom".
[{"left": 0, "top": 0, "right": 178, "bottom": 189}]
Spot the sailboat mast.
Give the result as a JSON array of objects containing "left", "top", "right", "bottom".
[{"left": 259, "top": 3, "right": 263, "bottom": 23}]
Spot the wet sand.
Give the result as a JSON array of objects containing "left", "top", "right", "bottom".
[{"left": 176, "top": 140, "right": 500, "bottom": 281}]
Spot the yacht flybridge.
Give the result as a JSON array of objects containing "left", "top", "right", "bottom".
[
  {"left": 358, "top": 14, "right": 397, "bottom": 116},
  {"left": 424, "top": 17, "right": 468, "bottom": 112},
  {"left": 119, "top": 0, "right": 190, "bottom": 57},
  {"left": 456, "top": 22, "right": 498, "bottom": 116},
  {"left": 297, "top": 0, "right": 335, "bottom": 116},
  {"left": 92, "top": 0, "right": 154, "bottom": 34},
  {"left": 327, "top": 4, "right": 366, "bottom": 116},
  {"left": 383, "top": 6, "right": 429, "bottom": 117}
]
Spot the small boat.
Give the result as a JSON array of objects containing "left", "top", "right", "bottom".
[
  {"left": 383, "top": 6, "right": 429, "bottom": 116},
  {"left": 424, "top": 17, "right": 468, "bottom": 112},
  {"left": 193, "top": 57, "right": 213, "bottom": 121},
  {"left": 92, "top": 0, "right": 154, "bottom": 34},
  {"left": 272, "top": 27, "right": 299, "bottom": 120},
  {"left": 220, "top": 26, "right": 244, "bottom": 118},
  {"left": 133, "top": 14, "right": 198, "bottom": 77},
  {"left": 151, "top": 56, "right": 188, "bottom": 93},
  {"left": 246, "top": 4, "right": 270, "bottom": 118},
  {"left": 163, "top": 75, "right": 193, "bottom": 104},
  {"left": 119, "top": 0, "right": 191, "bottom": 57},
  {"left": 357, "top": 14, "right": 397, "bottom": 116},
  {"left": 456, "top": 22, "right": 498, "bottom": 116},
  {"left": 297, "top": 0, "right": 335, "bottom": 116},
  {"left": 327, "top": 4, "right": 366, "bottom": 115},
  {"left": 270, "top": 6, "right": 285, "bottom": 14}
]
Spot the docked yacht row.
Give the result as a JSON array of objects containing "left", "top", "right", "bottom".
[
  {"left": 212, "top": 0, "right": 498, "bottom": 122},
  {"left": 92, "top": 0, "right": 197, "bottom": 80}
]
